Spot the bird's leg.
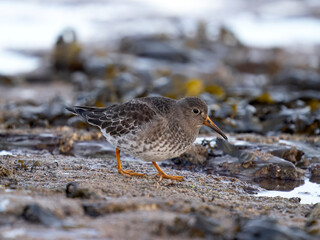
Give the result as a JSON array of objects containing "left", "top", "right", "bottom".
[
  {"left": 115, "top": 148, "right": 145, "bottom": 177},
  {"left": 152, "top": 162, "right": 184, "bottom": 182}
]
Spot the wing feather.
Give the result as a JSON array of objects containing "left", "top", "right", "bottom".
[{"left": 66, "top": 102, "right": 157, "bottom": 137}]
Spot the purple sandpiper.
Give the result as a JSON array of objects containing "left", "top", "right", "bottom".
[{"left": 67, "top": 96, "right": 227, "bottom": 181}]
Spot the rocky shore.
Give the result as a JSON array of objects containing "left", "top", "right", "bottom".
[{"left": 0, "top": 128, "right": 320, "bottom": 239}]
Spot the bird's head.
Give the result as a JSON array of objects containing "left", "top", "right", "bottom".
[{"left": 177, "top": 97, "right": 228, "bottom": 140}]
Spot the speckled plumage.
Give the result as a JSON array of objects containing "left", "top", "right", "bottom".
[{"left": 67, "top": 96, "right": 227, "bottom": 180}]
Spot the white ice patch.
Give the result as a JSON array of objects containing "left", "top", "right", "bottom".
[
  {"left": 257, "top": 179, "right": 320, "bottom": 204},
  {"left": 0, "top": 150, "right": 14, "bottom": 156}
]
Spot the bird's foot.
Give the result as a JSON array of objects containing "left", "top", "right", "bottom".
[
  {"left": 118, "top": 168, "right": 145, "bottom": 177},
  {"left": 156, "top": 172, "right": 184, "bottom": 182}
]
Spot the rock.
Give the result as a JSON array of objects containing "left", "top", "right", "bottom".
[
  {"left": 119, "top": 35, "right": 190, "bottom": 63},
  {"left": 237, "top": 217, "right": 316, "bottom": 240},
  {"left": 254, "top": 178, "right": 304, "bottom": 191},
  {"left": 82, "top": 199, "right": 162, "bottom": 217},
  {"left": 167, "top": 214, "right": 224, "bottom": 238},
  {"left": 22, "top": 204, "right": 62, "bottom": 227},
  {"left": 71, "top": 140, "right": 114, "bottom": 158},
  {"left": 310, "top": 164, "right": 320, "bottom": 178},
  {"left": 191, "top": 214, "right": 224, "bottom": 238},
  {"left": 51, "top": 29, "right": 84, "bottom": 72},
  {"left": 179, "top": 144, "right": 208, "bottom": 165},
  {"left": 114, "top": 71, "right": 150, "bottom": 101},
  {"left": 66, "top": 182, "right": 99, "bottom": 199},
  {"left": 305, "top": 203, "right": 320, "bottom": 237},
  {"left": 0, "top": 165, "right": 14, "bottom": 177},
  {"left": 214, "top": 139, "right": 305, "bottom": 181},
  {"left": 270, "top": 147, "right": 304, "bottom": 165},
  {"left": 274, "top": 68, "right": 320, "bottom": 91}
]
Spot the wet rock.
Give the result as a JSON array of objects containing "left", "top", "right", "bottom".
[
  {"left": 66, "top": 182, "right": 98, "bottom": 199},
  {"left": 22, "top": 204, "right": 62, "bottom": 227},
  {"left": 2, "top": 96, "right": 72, "bottom": 128},
  {"left": 0, "top": 75, "right": 15, "bottom": 85},
  {"left": 310, "top": 164, "right": 320, "bottom": 178},
  {"left": 242, "top": 185, "right": 259, "bottom": 194},
  {"left": 274, "top": 68, "right": 320, "bottom": 91},
  {"left": 51, "top": 29, "right": 84, "bottom": 72},
  {"left": 71, "top": 72, "right": 91, "bottom": 91},
  {"left": 218, "top": 26, "right": 242, "bottom": 47},
  {"left": 237, "top": 217, "right": 316, "bottom": 240},
  {"left": 82, "top": 199, "right": 162, "bottom": 217},
  {"left": 114, "top": 71, "right": 151, "bottom": 101},
  {"left": 253, "top": 178, "right": 304, "bottom": 191},
  {"left": 288, "top": 197, "right": 301, "bottom": 203},
  {"left": 0, "top": 133, "right": 61, "bottom": 153},
  {"left": 179, "top": 144, "right": 208, "bottom": 165},
  {"left": 0, "top": 130, "right": 102, "bottom": 155},
  {"left": 305, "top": 203, "right": 320, "bottom": 237},
  {"left": 214, "top": 139, "right": 305, "bottom": 181},
  {"left": 167, "top": 214, "right": 224, "bottom": 238},
  {"left": 119, "top": 35, "right": 190, "bottom": 63},
  {"left": 162, "top": 142, "right": 210, "bottom": 172},
  {"left": 270, "top": 147, "right": 304, "bottom": 165},
  {"left": 71, "top": 141, "right": 114, "bottom": 158}
]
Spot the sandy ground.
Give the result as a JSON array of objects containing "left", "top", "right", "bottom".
[{"left": 0, "top": 145, "right": 314, "bottom": 239}]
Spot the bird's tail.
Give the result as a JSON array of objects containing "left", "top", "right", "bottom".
[
  {"left": 65, "top": 106, "right": 77, "bottom": 115},
  {"left": 65, "top": 106, "right": 107, "bottom": 127}
]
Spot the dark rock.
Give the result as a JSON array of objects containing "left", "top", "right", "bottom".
[
  {"left": 243, "top": 185, "right": 259, "bottom": 194},
  {"left": 66, "top": 182, "right": 98, "bottom": 199},
  {"left": 0, "top": 133, "right": 61, "bottom": 153},
  {"left": 0, "top": 75, "right": 15, "bottom": 85},
  {"left": 237, "top": 217, "right": 316, "bottom": 240},
  {"left": 71, "top": 141, "right": 115, "bottom": 158},
  {"left": 305, "top": 203, "right": 320, "bottom": 237},
  {"left": 270, "top": 147, "right": 304, "bottom": 165},
  {"left": 119, "top": 35, "right": 190, "bottom": 63},
  {"left": 274, "top": 68, "right": 320, "bottom": 91},
  {"left": 22, "top": 204, "right": 62, "bottom": 227},
  {"left": 168, "top": 214, "right": 223, "bottom": 238},
  {"left": 51, "top": 29, "right": 84, "bottom": 72},
  {"left": 289, "top": 197, "right": 301, "bottom": 203},
  {"left": 82, "top": 199, "right": 163, "bottom": 217},
  {"left": 310, "top": 164, "right": 320, "bottom": 178},
  {"left": 214, "top": 139, "right": 305, "bottom": 181},
  {"left": 253, "top": 178, "right": 304, "bottom": 191},
  {"left": 114, "top": 71, "right": 151, "bottom": 101},
  {"left": 179, "top": 144, "right": 208, "bottom": 165},
  {"left": 191, "top": 214, "right": 224, "bottom": 238}
]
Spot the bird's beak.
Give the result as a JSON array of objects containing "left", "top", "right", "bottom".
[{"left": 204, "top": 116, "right": 228, "bottom": 140}]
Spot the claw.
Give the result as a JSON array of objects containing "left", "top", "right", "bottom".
[
  {"left": 118, "top": 168, "right": 145, "bottom": 177},
  {"left": 116, "top": 148, "right": 145, "bottom": 177},
  {"left": 152, "top": 162, "right": 184, "bottom": 182}
]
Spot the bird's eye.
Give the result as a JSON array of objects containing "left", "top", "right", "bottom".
[{"left": 192, "top": 109, "right": 200, "bottom": 114}]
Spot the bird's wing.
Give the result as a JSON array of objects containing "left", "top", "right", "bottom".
[{"left": 67, "top": 102, "right": 158, "bottom": 137}]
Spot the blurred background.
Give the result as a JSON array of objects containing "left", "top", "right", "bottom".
[{"left": 0, "top": 0, "right": 320, "bottom": 136}]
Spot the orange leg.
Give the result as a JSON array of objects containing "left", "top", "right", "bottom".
[
  {"left": 152, "top": 162, "right": 184, "bottom": 182},
  {"left": 115, "top": 148, "right": 145, "bottom": 177}
]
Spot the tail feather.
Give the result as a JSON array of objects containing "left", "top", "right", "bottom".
[
  {"left": 65, "top": 106, "right": 77, "bottom": 115},
  {"left": 66, "top": 106, "right": 107, "bottom": 127}
]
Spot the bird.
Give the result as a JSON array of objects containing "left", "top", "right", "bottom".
[{"left": 66, "top": 96, "right": 227, "bottom": 181}]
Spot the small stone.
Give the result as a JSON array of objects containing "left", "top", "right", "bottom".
[{"left": 22, "top": 204, "right": 62, "bottom": 227}]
